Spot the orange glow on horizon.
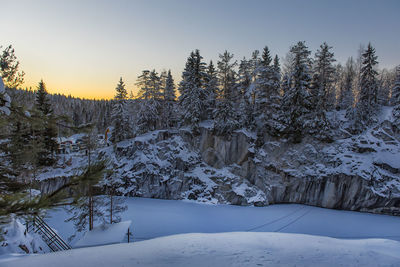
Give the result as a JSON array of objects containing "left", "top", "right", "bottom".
[{"left": 23, "top": 78, "right": 140, "bottom": 100}]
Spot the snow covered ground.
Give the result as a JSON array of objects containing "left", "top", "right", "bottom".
[
  {"left": 2, "top": 197, "right": 400, "bottom": 266},
  {"left": 44, "top": 197, "right": 400, "bottom": 246},
  {"left": 4, "top": 232, "right": 400, "bottom": 267}
]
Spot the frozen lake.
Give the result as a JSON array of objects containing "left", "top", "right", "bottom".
[{"left": 45, "top": 197, "right": 400, "bottom": 247}]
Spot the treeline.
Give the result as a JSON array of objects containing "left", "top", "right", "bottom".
[
  {"left": 8, "top": 88, "right": 113, "bottom": 135},
  {"left": 109, "top": 42, "right": 399, "bottom": 144},
  {"left": 3, "top": 42, "right": 400, "bottom": 145}
]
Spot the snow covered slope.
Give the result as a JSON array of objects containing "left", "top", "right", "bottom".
[{"left": 4, "top": 232, "right": 400, "bottom": 267}]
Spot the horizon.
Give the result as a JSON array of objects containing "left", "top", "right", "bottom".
[{"left": 2, "top": 0, "right": 400, "bottom": 99}]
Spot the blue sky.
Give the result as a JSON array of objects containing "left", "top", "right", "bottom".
[{"left": 2, "top": 0, "right": 399, "bottom": 98}]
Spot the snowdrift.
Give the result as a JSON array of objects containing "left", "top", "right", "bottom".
[{"left": 4, "top": 232, "right": 400, "bottom": 267}]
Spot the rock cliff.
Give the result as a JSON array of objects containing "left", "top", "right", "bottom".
[{"left": 38, "top": 108, "right": 400, "bottom": 215}]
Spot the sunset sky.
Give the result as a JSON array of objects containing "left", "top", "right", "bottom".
[{"left": 2, "top": 0, "right": 400, "bottom": 99}]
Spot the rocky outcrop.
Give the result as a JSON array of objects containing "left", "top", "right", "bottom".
[{"left": 38, "top": 108, "right": 400, "bottom": 216}]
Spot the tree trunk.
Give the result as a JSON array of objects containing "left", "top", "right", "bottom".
[{"left": 110, "top": 192, "right": 113, "bottom": 224}]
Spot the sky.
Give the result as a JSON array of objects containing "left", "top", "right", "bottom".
[{"left": 1, "top": 0, "right": 400, "bottom": 99}]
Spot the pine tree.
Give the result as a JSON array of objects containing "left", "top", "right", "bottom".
[
  {"left": 377, "top": 69, "right": 393, "bottom": 105},
  {"left": 110, "top": 78, "right": 132, "bottom": 142},
  {"left": 254, "top": 46, "right": 272, "bottom": 127},
  {"left": 102, "top": 175, "right": 127, "bottom": 225},
  {"left": 136, "top": 70, "right": 163, "bottom": 133},
  {"left": 0, "top": 45, "right": 25, "bottom": 88},
  {"left": 178, "top": 50, "right": 207, "bottom": 129},
  {"left": 355, "top": 43, "right": 379, "bottom": 129},
  {"left": 312, "top": 42, "right": 336, "bottom": 111},
  {"left": 281, "top": 41, "right": 313, "bottom": 142},
  {"left": 64, "top": 160, "right": 108, "bottom": 236},
  {"left": 204, "top": 61, "right": 218, "bottom": 120},
  {"left": 162, "top": 70, "right": 176, "bottom": 128},
  {"left": 306, "top": 43, "right": 336, "bottom": 140},
  {"left": 338, "top": 57, "right": 356, "bottom": 110},
  {"left": 237, "top": 57, "right": 254, "bottom": 128},
  {"left": 114, "top": 77, "right": 128, "bottom": 100},
  {"left": 35, "top": 80, "right": 52, "bottom": 115},
  {"left": 34, "top": 80, "right": 58, "bottom": 166},
  {"left": 265, "top": 55, "right": 285, "bottom": 136},
  {"left": 214, "top": 51, "right": 239, "bottom": 135}
]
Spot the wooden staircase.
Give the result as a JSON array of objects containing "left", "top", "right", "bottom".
[{"left": 26, "top": 216, "right": 72, "bottom": 252}]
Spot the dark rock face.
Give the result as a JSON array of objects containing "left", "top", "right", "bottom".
[
  {"left": 269, "top": 174, "right": 399, "bottom": 215},
  {"left": 189, "top": 124, "right": 400, "bottom": 215},
  {"left": 39, "top": 177, "right": 70, "bottom": 195}
]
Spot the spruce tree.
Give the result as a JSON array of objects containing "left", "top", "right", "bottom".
[
  {"left": 338, "top": 57, "right": 356, "bottom": 110},
  {"left": 238, "top": 57, "right": 254, "bottom": 128},
  {"left": 312, "top": 42, "right": 336, "bottom": 111},
  {"left": 355, "top": 43, "right": 379, "bottom": 128},
  {"left": 307, "top": 42, "right": 336, "bottom": 140},
  {"left": 214, "top": 51, "right": 239, "bottom": 135},
  {"left": 204, "top": 61, "right": 218, "bottom": 120},
  {"left": 281, "top": 41, "right": 313, "bottom": 142},
  {"left": 34, "top": 80, "right": 58, "bottom": 166},
  {"left": 110, "top": 78, "right": 132, "bottom": 142},
  {"left": 254, "top": 46, "right": 273, "bottom": 127},
  {"left": 265, "top": 55, "right": 285, "bottom": 136},
  {"left": 114, "top": 77, "right": 128, "bottom": 100},
  {"left": 136, "top": 70, "right": 163, "bottom": 133},
  {"left": 35, "top": 79, "right": 52, "bottom": 115},
  {"left": 163, "top": 70, "right": 176, "bottom": 128},
  {"left": 178, "top": 50, "right": 207, "bottom": 129}
]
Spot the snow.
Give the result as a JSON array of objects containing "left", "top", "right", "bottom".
[
  {"left": 379, "top": 106, "right": 394, "bottom": 121},
  {"left": 4, "top": 232, "right": 400, "bottom": 267},
  {"left": 0, "top": 218, "right": 49, "bottom": 255},
  {"left": 235, "top": 128, "right": 257, "bottom": 139},
  {"left": 2, "top": 198, "right": 400, "bottom": 265},
  {"left": 374, "top": 151, "right": 400, "bottom": 169},
  {"left": 74, "top": 221, "right": 131, "bottom": 248},
  {"left": 44, "top": 198, "right": 400, "bottom": 245},
  {"left": 0, "top": 77, "right": 11, "bottom": 115},
  {"left": 198, "top": 120, "right": 214, "bottom": 129}
]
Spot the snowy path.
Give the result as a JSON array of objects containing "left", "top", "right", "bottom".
[{"left": 45, "top": 197, "right": 400, "bottom": 246}]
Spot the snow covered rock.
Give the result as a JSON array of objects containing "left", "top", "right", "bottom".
[
  {"left": 0, "top": 218, "right": 49, "bottom": 255},
  {"left": 0, "top": 77, "right": 11, "bottom": 116},
  {"left": 37, "top": 107, "right": 400, "bottom": 215}
]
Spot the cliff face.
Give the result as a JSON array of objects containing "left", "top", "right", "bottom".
[
  {"left": 38, "top": 108, "right": 400, "bottom": 215},
  {"left": 103, "top": 109, "right": 399, "bottom": 215}
]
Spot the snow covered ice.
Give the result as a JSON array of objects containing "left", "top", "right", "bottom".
[{"left": 3, "top": 197, "right": 400, "bottom": 266}]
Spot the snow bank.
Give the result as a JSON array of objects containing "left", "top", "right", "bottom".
[
  {"left": 0, "top": 219, "right": 49, "bottom": 255},
  {"left": 4, "top": 232, "right": 400, "bottom": 267}
]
